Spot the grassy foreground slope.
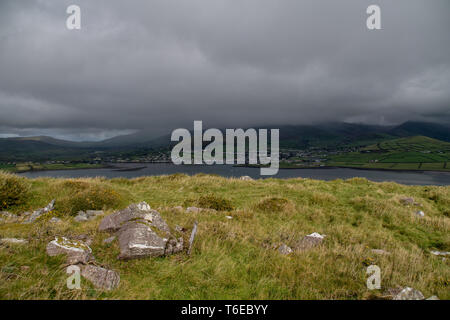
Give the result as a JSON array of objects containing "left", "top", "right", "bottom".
[{"left": 0, "top": 172, "right": 449, "bottom": 299}]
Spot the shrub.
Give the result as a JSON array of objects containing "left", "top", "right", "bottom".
[
  {"left": 56, "top": 184, "right": 122, "bottom": 215},
  {"left": 0, "top": 171, "right": 30, "bottom": 209},
  {"left": 196, "top": 194, "right": 235, "bottom": 211}
]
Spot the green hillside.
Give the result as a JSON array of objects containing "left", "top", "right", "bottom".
[{"left": 328, "top": 136, "right": 450, "bottom": 171}]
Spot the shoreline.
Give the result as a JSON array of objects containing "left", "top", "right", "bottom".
[
  {"left": 236, "top": 164, "right": 450, "bottom": 174},
  {"left": 11, "top": 161, "right": 450, "bottom": 175}
]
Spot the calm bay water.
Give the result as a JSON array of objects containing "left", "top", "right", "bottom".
[{"left": 17, "top": 163, "right": 450, "bottom": 186}]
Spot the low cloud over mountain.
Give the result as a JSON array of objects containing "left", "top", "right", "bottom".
[{"left": 0, "top": 0, "right": 449, "bottom": 141}]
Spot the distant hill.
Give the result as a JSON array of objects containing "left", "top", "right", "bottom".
[
  {"left": 276, "top": 123, "right": 395, "bottom": 149},
  {"left": 390, "top": 121, "right": 450, "bottom": 142},
  {"left": 0, "top": 138, "right": 91, "bottom": 162},
  {"left": 0, "top": 121, "right": 448, "bottom": 162},
  {"left": 74, "top": 121, "right": 450, "bottom": 149},
  {"left": 6, "top": 136, "right": 96, "bottom": 148}
]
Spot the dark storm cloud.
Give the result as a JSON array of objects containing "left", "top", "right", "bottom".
[{"left": 0, "top": 0, "right": 449, "bottom": 140}]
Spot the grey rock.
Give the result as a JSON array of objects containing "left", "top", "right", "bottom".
[
  {"left": 99, "top": 202, "right": 182, "bottom": 260},
  {"left": 239, "top": 176, "right": 254, "bottom": 181},
  {"left": 74, "top": 214, "right": 88, "bottom": 222},
  {"left": 164, "top": 237, "right": 184, "bottom": 255},
  {"left": 415, "top": 210, "right": 425, "bottom": 217},
  {"left": 117, "top": 220, "right": 182, "bottom": 260},
  {"left": 392, "top": 287, "right": 425, "bottom": 300},
  {"left": 0, "top": 238, "right": 28, "bottom": 245},
  {"left": 187, "top": 221, "right": 198, "bottom": 256},
  {"left": 46, "top": 237, "right": 94, "bottom": 264},
  {"left": 371, "top": 249, "right": 391, "bottom": 255},
  {"left": 430, "top": 251, "right": 450, "bottom": 256},
  {"left": 49, "top": 217, "right": 62, "bottom": 223},
  {"left": 103, "top": 236, "right": 116, "bottom": 244},
  {"left": 293, "top": 233, "right": 325, "bottom": 252},
  {"left": 117, "top": 221, "right": 166, "bottom": 259},
  {"left": 86, "top": 210, "right": 104, "bottom": 217},
  {"left": 99, "top": 201, "right": 165, "bottom": 233},
  {"left": 278, "top": 244, "right": 293, "bottom": 255},
  {"left": 22, "top": 200, "right": 55, "bottom": 224},
  {"left": 225, "top": 216, "right": 233, "bottom": 220},
  {"left": 80, "top": 264, "right": 120, "bottom": 290},
  {"left": 186, "top": 207, "right": 201, "bottom": 213},
  {"left": 426, "top": 295, "right": 440, "bottom": 300}
]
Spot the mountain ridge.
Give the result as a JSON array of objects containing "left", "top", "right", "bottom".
[{"left": 1, "top": 121, "right": 448, "bottom": 162}]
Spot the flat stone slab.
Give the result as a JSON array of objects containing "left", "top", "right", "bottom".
[
  {"left": 80, "top": 264, "right": 120, "bottom": 290},
  {"left": 46, "top": 236, "right": 94, "bottom": 264},
  {"left": 117, "top": 221, "right": 183, "bottom": 260}
]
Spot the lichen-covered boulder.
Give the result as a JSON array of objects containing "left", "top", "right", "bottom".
[
  {"left": 46, "top": 236, "right": 94, "bottom": 264},
  {"left": 80, "top": 264, "right": 120, "bottom": 290},
  {"left": 117, "top": 221, "right": 167, "bottom": 259},
  {"left": 99, "top": 201, "right": 167, "bottom": 233},
  {"left": 99, "top": 201, "right": 183, "bottom": 260}
]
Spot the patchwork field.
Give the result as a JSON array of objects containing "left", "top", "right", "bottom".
[{"left": 328, "top": 136, "right": 450, "bottom": 171}]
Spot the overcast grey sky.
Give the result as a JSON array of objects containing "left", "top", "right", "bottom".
[{"left": 0, "top": 0, "right": 449, "bottom": 141}]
